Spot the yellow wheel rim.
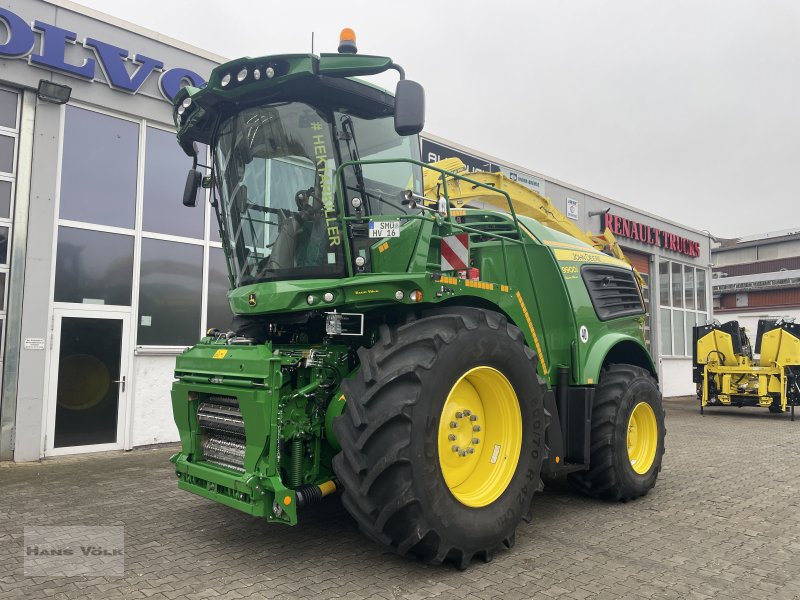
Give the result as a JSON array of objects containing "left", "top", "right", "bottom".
[
  {"left": 437, "top": 366, "right": 522, "bottom": 508},
  {"left": 627, "top": 401, "right": 658, "bottom": 475}
]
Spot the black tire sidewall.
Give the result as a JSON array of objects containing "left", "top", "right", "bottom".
[{"left": 408, "top": 316, "right": 544, "bottom": 549}]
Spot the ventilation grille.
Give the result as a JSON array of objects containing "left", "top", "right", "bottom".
[{"left": 581, "top": 266, "right": 644, "bottom": 321}]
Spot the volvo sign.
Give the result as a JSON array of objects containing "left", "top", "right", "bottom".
[{"left": 0, "top": 7, "right": 206, "bottom": 101}]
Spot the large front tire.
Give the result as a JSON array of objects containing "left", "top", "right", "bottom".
[
  {"left": 569, "top": 364, "right": 665, "bottom": 501},
  {"left": 332, "top": 308, "right": 545, "bottom": 568}
]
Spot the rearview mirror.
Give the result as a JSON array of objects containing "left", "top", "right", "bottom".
[
  {"left": 394, "top": 79, "right": 425, "bottom": 136},
  {"left": 183, "top": 169, "right": 202, "bottom": 207}
]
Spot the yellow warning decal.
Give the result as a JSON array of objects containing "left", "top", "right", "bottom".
[
  {"left": 212, "top": 349, "right": 228, "bottom": 359},
  {"left": 465, "top": 280, "right": 495, "bottom": 291},
  {"left": 437, "top": 276, "right": 511, "bottom": 293},
  {"left": 515, "top": 291, "right": 548, "bottom": 374},
  {"left": 378, "top": 242, "right": 390, "bottom": 253},
  {"left": 450, "top": 209, "right": 466, "bottom": 217}
]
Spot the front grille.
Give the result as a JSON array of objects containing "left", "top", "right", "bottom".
[
  {"left": 197, "top": 395, "right": 246, "bottom": 471},
  {"left": 201, "top": 435, "right": 246, "bottom": 472},
  {"left": 581, "top": 265, "right": 644, "bottom": 321}
]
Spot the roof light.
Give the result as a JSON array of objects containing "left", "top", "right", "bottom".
[
  {"left": 237, "top": 68, "right": 248, "bottom": 82},
  {"left": 253, "top": 69, "right": 261, "bottom": 81},
  {"left": 182, "top": 97, "right": 192, "bottom": 108},
  {"left": 338, "top": 28, "right": 357, "bottom": 54},
  {"left": 221, "top": 73, "right": 231, "bottom": 87},
  {"left": 265, "top": 66, "right": 275, "bottom": 79}
]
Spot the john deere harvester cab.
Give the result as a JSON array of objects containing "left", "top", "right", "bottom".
[
  {"left": 169, "top": 30, "right": 665, "bottom": 568},
  {"left": 694, "top": 318, "right": 800, "bottom": 419}
]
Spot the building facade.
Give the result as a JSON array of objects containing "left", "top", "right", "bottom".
[
  {"left": 712, "top": 230, "right": 800, "bottom": 338},
  {"left": 0, "top": 0, "right": 225, "bottom": 461},
  {"left": 0, "top": 0, "right": 710, "bottom": 462}
]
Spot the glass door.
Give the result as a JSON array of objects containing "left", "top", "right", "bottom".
[{"left": 46, "top": 309, "right": 130, "bottom": 455}]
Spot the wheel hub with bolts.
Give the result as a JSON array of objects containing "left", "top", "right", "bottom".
[
  {"left": 437, "top": 366, "right": 523, "bottom": 508},
  {"left": 448, "top": 408, "right": 481, "bottom": 456}
]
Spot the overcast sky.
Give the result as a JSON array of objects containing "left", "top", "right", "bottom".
[{"left": 74, "top": 0, "right": 799, "bottom": 239}]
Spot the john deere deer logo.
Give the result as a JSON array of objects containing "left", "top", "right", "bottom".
[{"left": 247, "top": 292, "right": 257, "bottom": 307}]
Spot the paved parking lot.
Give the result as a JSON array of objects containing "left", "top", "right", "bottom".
[{"left": 1, "top": 397, "right": 799, "bottom": 599}]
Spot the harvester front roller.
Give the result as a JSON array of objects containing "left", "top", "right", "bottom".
[
  {"left": 332, "top": 307, "right": 545, "bottom": 569},
  {"left": 569, "top": 364, "right": 665, "bottom": 501}
]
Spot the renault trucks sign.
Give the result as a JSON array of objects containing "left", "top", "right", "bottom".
[
  {"left": 604, "top": 212, "right": 701, "bottom": 257},
  {"left": 0, "top": 7, "right": 206, "bottom": 101}
]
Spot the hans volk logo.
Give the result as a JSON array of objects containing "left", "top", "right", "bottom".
[
  {"left": 248, "top": 293, "right": 257, "bottom": 307},
  {"left": 0, "top": 8, "right": 206, "bottom": 101}
]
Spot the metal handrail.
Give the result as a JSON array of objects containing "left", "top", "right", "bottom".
[{"left": 333, "top": 158, "right": 537, "bottom": 284}]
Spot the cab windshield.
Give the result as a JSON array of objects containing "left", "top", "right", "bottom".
[{"left": 214, "top": 102, "right": 343, "bottom": 286}]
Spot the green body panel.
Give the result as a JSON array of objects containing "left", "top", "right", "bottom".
[{"left": 169, "top": 50, "right": 654, "bottom": 523}]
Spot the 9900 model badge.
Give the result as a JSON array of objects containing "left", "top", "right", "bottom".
[{"left": 248, "top": 292, "right": 257, "bottom": 307}]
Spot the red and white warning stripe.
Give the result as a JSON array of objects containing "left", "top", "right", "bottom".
[{"left": 441, "top": 233, "right": 469, "bottom": 271}]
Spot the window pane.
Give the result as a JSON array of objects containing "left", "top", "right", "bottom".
[
  {"left": 673, "top": 310, "right": 685, "bottom": 356},
  {"left": 671, "top": 262, "right": 683, "bottom": 308},
  {"left": 684, "top": 265, "right": 695, "bottom": 310},
  {"left": 0, "top": 180, "right": 11, "bottom": 218},
  {"left": 207, "top": 248, "right": 233, "bottom": 331},
  {"left": 60, "top": 106, "right": 138, "bottom": 228},
  {"left": 210, "top": 206, "right": 221, "bottom": 243},
  {"left": 0, "top": 271, "right": 6, "bottom": 310},
  {"left": 0, "top": 89, "right": 18, "bottom": 129},
  {"left": 660, "top": 308, "right": 671, "bottom": 355},
  {"left": 697, "top": 269, "right": 707, "bottom": 311},
  {"left": 138, "top": 239, "right": 202, "bottom": 345},
  {"left": 54, "top": 227, "right": 134, "bottom": 305},
  {"left": 143, "top": 127, "right": 204, "bottom": 238},
  {"left": 0, "top": 226, "right": 8, "bottom": 264},
  {"left": 659, "top": 261, "right": 670, "bottom": 306},
  {"left": 686, "top": 311, "right": 697, "bottom": 354},
  {"left": 0, "top": 135, "right": 14, "bottom": 173}
]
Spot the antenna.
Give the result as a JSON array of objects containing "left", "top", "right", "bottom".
[{"left": 311, "top": 31, "right": 315, "bottom": 54}]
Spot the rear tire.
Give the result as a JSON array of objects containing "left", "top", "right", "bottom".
[
  {"left": 332, "top": 308, "right": 545, "bottom": 568},
  {"left": 569, "top": 364, "right": 665, "bottom": 501}
]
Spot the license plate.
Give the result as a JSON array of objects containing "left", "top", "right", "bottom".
[{"left": 368, "top": 220, "right": 400, "bottom": 238}]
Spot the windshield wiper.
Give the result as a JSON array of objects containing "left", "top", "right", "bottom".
[{"left": 338, "top": 116, "right": 371, "bottom": 213}]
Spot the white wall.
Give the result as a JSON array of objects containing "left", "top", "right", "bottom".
[
  {"left": 660, "top": 358, "right": 695, "bottom": 397},
  {"left": 130, "top": 355, "right": 180, "bottom": 447}
]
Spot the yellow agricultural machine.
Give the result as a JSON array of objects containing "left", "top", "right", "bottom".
[{"left": 693, "top": 318, "right": 800, "bottom": 420}]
